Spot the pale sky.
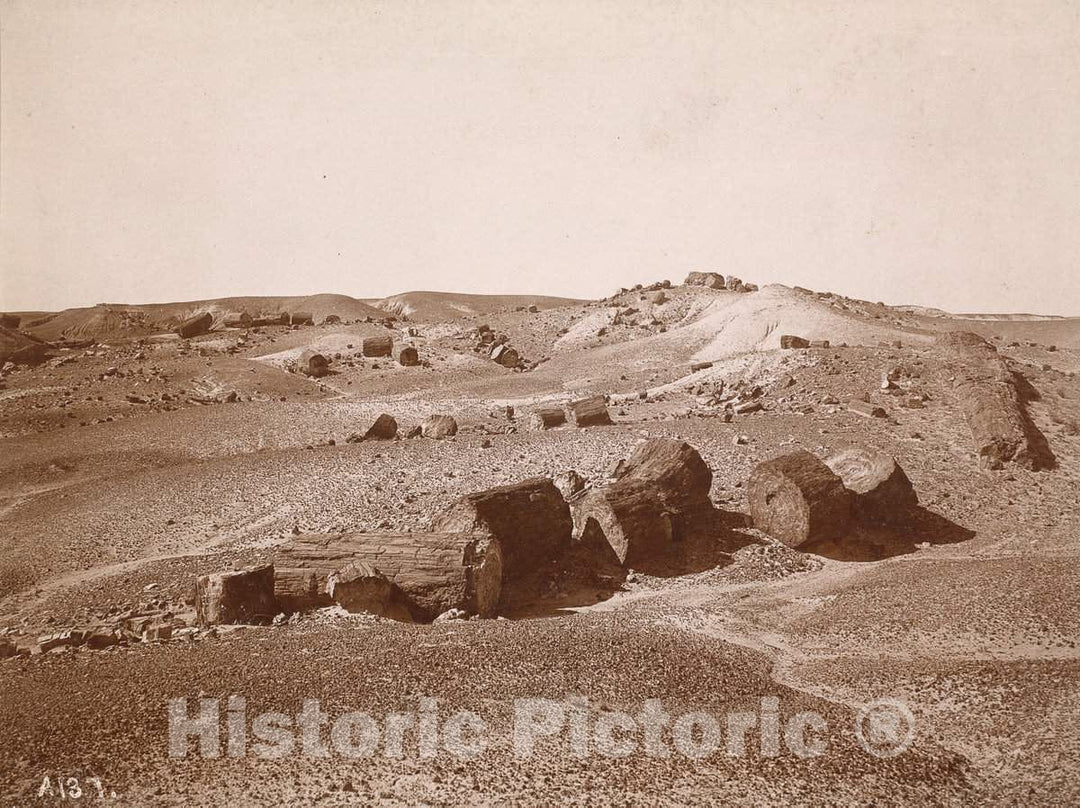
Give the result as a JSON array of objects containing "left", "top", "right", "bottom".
[{"left": 2, "top": 0, "right": 1079, "bottom": 314}]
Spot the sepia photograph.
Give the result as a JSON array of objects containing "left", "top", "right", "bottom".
[{"left": 1, "top": 0, "right": 1078, "bottom": 804}]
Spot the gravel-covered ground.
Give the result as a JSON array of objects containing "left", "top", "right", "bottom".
[{"left": 1, "top": 287, "right": 1078, "bottom": 805}]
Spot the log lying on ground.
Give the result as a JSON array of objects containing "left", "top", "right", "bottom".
[
  {"left": 362, "top": 335, "right": 393, "bottom": 357},
  {"left": 825, "top": 446, "right": 917, "bottom": 523},
  {"left": 570, "top": 439, "right": 715, "bottom": 566},
  {"left": 421, "top": 414, "right": 458, "bottom": 438},
  {"left": 571, "top": 478, "right": 675, "bottom": 566},
  {"left": 847, "top": 399, "right": 886, "bottom": 418},
  {"left": 396, "top": 345, "right": 419, "bottom": 366},
  {"left": 748, "top": 451, "right": 852, "bottom": 548},
  {"left": 299, "top": 350, "right": 330, "bottom": 377},
  {"left": 290, "top": 311, "right": 314, "bottom": 326},
  {"left": 350, "top": 412, "right": 397, "bottom": 441},
  {"left": 223, "top": 311, "right": 252, "bottom": 328},
  {"left": 490, "top": 344, "right": 520, "bottom": 367},
  {"left": 196, "top": 565, "right": 277, "bottom": 626},
  {"left": 275, "top": 531, "right": 502, "bottom": 619},
  {"left": 937, "top": 331, "right": 1046, "bottom": 470},
  {"left": 273, "top": 567, "right": 319, "bottom": 613},
  {"left": 176, "top": 312, "right": 213, "bottom": 339},
  {"left": 529, "top": 407, "right": 566, "bottom": 430},
  {"left": 780, "top": 335, "right": 810, "bottom": 349},
  {"left": 327, "top": 561, "right": 395, "bottom": 615},
  {"left": 431, "top": 478, "right": 572, "bottom": 584},
  {"left": 620, "top": 438, "right": 713, "bottom": 504},
  {"left": 566, "top": 395, "right": 612, "bottom": 427}
]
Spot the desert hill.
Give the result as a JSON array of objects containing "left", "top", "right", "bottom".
[
  {"left": 18, "top": 293, "right": 388, "bottom": 342},
  {"left": 372, "top": 290, "right": 585, "bottom": 320}
]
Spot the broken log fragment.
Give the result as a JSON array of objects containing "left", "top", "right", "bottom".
[
  {"left": 570, "top": 439, "right": 715, "bottom": 566},
  {"left": 275, "top": 531, "right": 502, "bottom": 620},
  {"left": 362, "top": 335, "right": 393, "bottom": 357},
  {"left": 529, "top": 407, "right": 566, "bottom": 430},
  {"left": 273, "top": 567, "right": 320, "bottom": 612},
  {"left": 421, "top": 414, "right": 458, "bottom": 439},
  {"left": 290, "top": 311, "right": 314, "bottom": 326},
  {"left": 748, "top": 451, "right": 852, "bottom": 548},
  {"left": 327, "top": 561, "right": 395, "bottom": 615},
  {"left": 299, "top": 350, "right": 330, "bottom": 377},
  {"left": 490, "top": 344, "right": 520, "bottom": 367},
  {"left": 571, "top": 477, "right": 675, "bottom": 566},
  {"left": 937, "top": 332, "right": 1051, "bottom": 470},
  {"left": 196, "top": 565, "right": 277, "bottom": 626},
  {"left": 346, "top": 412, "right": 398, "bottom": 442},
  {"left": 780, "top": 335, "right": 810, "bottom": 349},
  {"left": 176, "top": 312, "right": 213, "bottom": 339},
  {"left": 620, "top": 439, "right": 713, "bottom": 504},
  {"left": 431, "top": 477, "right": 572, "bottom": 584},
  {"left": 566, "top": 395, "right": 612, "bottom": 427},
  {"left": 825, "top": 446, "right": 917, "bottom": 523},
  {"left": 847, "top": 399, "right": 886, "bottom": 418},
  {"left": 397, "top": 345, "right": 419, "bottom": 366}
]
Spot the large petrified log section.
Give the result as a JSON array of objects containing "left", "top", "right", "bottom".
[
  {"left": 176, "top": 312, "right": 213, "bottom": 339},
  {"left": 196, "top": 565, "right": 277, "bottom": 626},
  {"left": 936, "top": 331, "right": 1048, "bottom": 470},
  {"left": 825, "top": 446, "right": 917, "bottom": 523},
  {"left": 566, "top": 395, "right": 612, "bottom": 427},
  {"left": 620, "top": 438, "right": 713, "bottom": 505},
  {"left": 748, "top": 451, "right": 852, "bottom": 548},
  {"left": 529, "top": 407, "right": 566, "bottom": 430},
  {"left": 362, "top": 335, "right": 394, "bottom": 357},
  {"left": 570, "top": 439, "right": 715, "bottom": 566},
  {"left": 431, "top": 478, "right": 572, "bottom": 584},
  {"left": 299, "top": 350, "right": 330, "bottom": 377},
  {"left": 275, "top": 531, "right": 502, "bottom": 620}
]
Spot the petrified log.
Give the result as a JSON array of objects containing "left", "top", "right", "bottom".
[
  {"left": 421, "top": 414, "right": 458, "bottom": 439},
  {"left": 327, "top": 561, "right": 394, "bottom": 615},
  {"left": 275, "top": 531, "right": 502, "bottom": 619},
  {"left": 196, "top": 565, "right": 277, "bottom": 626},
  {"left": 352, "top": 412, "right": 397, "bottom": 441},
  {"left": 223, "top": 311, "right": 252, "bottom": 328},
  {"left": 571, "top": 478, "right": 675, "bottom": 566},
  {"left": 780, "top": 335, "right": 810, "bottom": 349},
  {"left": 937, "top": 332, "right": 1045, "bottom": 470},
  {"left": 847, "top": 399, "right": 886, "bottom": 418},
  {"left": 825, "top": 446, "right": 917, "bottom": 523},
  {"left": 566, "top": 395, "right": 612, "bottom": 427},
  {"left": 299, "top": 350, "right": 330, "bottom": 377},
  {"left": 491, "top": 344, "right": 519, "bottom": 367},
  {"left": 323, "top": 314, "right": 342, "bottom": 324},
  {"left": 10, "top": 344, "right": 50, "bottom": 365},
  {"left": 397, "top": 345, "right": 419, "bottom": 366},
  {"left": 362, "top": 335, "right": 393, "bottom": 357},
  {"left": 431, "top": 477, "right": 572, "bottom": 583},
  {"left": 290, "top": 311, "right": 314, "bottom": 326},
  {"left": 273, "top": 567, "right": 319, "bottom": 612},
  {"left": 621, "top": 439, "right": 713, "bottom": 504},
  {"left": 529, "top": 407, "right": 566, "bottom": 430},
  {"left": 748, "top": 451, "right": 852, "bottom": 548},
  {"left": 176, "top": 312, "right": 213, "bottom": 339},
  {"left": 570, "top": 440, "right": 715, "bottom": 566}
]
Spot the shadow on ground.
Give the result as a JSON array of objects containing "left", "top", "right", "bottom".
[{"left": 805, "top": 505, "right": 976, "bottom": 561}]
